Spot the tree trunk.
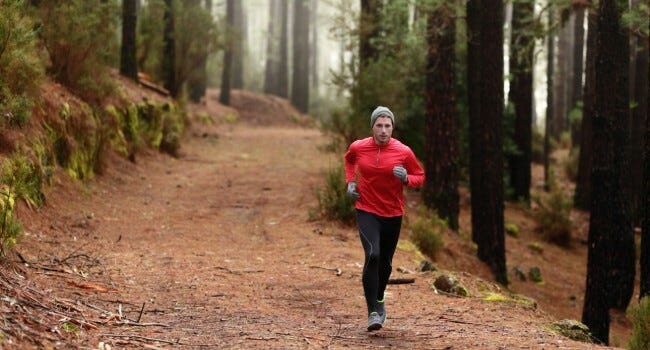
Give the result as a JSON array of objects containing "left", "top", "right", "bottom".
[
  {"left": 310, "top": 0, "right": 319, "bottom": 89},
  {"left": 467, "top": 0, "right": 507, "bottom": 285},
  {"left": 120, "top": 0, "right": 138, "bottom": 82},
  {"left": 360, "top": 0, "right": 381, "bottom": 67},
  {"left": 423, "top": 3, "right": 459, "bottom": 231},
  {"left": 278, "top": 0, "right": 289, "bottom": 98},
  {"left": 231, "top": 0, "right": 245, "bottom": 89},
  {"left": 507, "top": 0, "right": 534, "bottom": 202},
  {"left": 291, "top": 0, "right": 309, "bottom": 113},
  {"left": 162, "top": 0, "right": 177, "bottom": 97},
  {"left": 544, "top": 7, "right": 555, "bottom": 191},
  {"left": 219, "top": 0, "right": 235, "bottom": 105},
  {"left": 264, "top": 0, "right": 279, "bottom": 95},
  {"left": 553, "top": 18, "right": 569, "bottom": 139},
  {"left": 582, "top": 0, "right": 634, "bottom": 344},
  {"left": 643, "top": 27, "right": 650, "bottom": 298},
  {"left": 629, "top": 0, "right": 649, "bottom": 226},
  {"left": 570, "top": 6, "right": 585, "bottom": 147},
  {"left": 188, "top": 0, "right": 213, "bottom": 102},
  {"left": 574, "top": 5, "right": 597, "bottom": 210}
]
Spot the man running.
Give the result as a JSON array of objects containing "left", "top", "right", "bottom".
[{"left": 344, "top": 106, "right": 425, "bottom": 331}]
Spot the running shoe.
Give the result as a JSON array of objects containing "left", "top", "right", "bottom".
[
  {"left": 376, "top": 300, "right": 386, "bottom": 325},
  {"left": 367, "top": 312, "right": 382, "bottom": 331}
]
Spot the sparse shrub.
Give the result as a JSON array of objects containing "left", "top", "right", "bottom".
[
  {"left": 409, "top": 208, "right": 446, "bottom": 260},
  {"left": 37, "top": 0, "right": 119, "bottom": 101},
  {"left": 138, "top": 0, "right": 221, "bottom": 97},
  {"left": 1, "top": 155, "right": 44, "bottom": 208},
  {"left": 564, "top": 148, "right": 579, "bottom": 182},
  {"left": 0, "top": 0, "right": 45, "bottom": 127},
  {"left": 505, "top": 223, "right": 519, "bottom": 237},
  {"left": 0, "top": 185, "right": 21, "bottom": 257},
  {"left": 159, "top": 103, "right": 184, "bottom": 157},
  {"left": 628, "top": 296, "right": 650, "bottom": 350},
  {"left": 531, "top": 127, "right": 546, "bottom": 164},
  {"left": 568, "top": 104, "right": 582, "bottom": 147},
  {"left": 559, "top": 131, "right": 572, "bottom": 149},
  {"left": 0, "top": 154, "right": 45, "bottom": 256},
  {"left": 314, "top": 163, "right": 355, "bottom": 225},
  {"left": 533, "top": 189, "right": 573, "bottom": 246},
  {"left": 223, "top": 112, "right": 239, "bottom": 124},
  {"left": 528, "top": 266, "right": 543, "bottom": 283},
  {"left": 527, "top": 242, "right": 544, "bottom": 254},
  {"left": 103, "top": 105, "right": 131, "bottom": 158}
]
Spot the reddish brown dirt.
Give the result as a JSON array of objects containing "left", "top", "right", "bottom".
[{"left": 3, "top": 89, "right": 631, "bottom": 349}]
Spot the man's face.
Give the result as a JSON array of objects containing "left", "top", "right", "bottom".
[{"left": 372, "top": 116, "right": 393, "bottom": 145}]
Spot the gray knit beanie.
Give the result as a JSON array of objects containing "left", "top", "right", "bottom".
[{"left": 370, "top": 106, "right": 395, "bottom": 128}]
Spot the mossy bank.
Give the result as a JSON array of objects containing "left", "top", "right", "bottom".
[{"left": 0, "top": 82, "right": 184, "bottom": 256}]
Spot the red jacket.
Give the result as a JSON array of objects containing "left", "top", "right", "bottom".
[{"left": 344, "top": 137, "right": 425, "bottom": 217}]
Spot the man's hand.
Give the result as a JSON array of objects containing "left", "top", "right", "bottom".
[
  {"left": 393, "top": 166, "right": 408, "bottom": 184},
  {"left": 347, "top": 181, "right": 360, "bottom": 201}
]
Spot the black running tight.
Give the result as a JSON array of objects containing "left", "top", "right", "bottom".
[{"left": 356, "top": 209, "right": 402, "bottom": 314}]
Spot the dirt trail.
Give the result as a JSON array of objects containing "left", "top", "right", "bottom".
[{"left": 14, "top": 115, "right": 622, "bottom": 349}]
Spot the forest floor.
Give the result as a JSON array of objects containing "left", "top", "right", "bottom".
[{"left": 0, "top": 86, "right": 636, "bottom": 349}]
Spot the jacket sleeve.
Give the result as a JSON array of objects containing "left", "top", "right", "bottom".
[
  {"left": 404, "top": 149, "right": 425, "bottom": 188},
  {"left": 344, "top": 143, "right": 357, "bottom": 183}
]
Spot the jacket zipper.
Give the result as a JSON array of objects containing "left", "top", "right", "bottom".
[{"left": 376, "top": 145, "right": 380, "bottom": 166}]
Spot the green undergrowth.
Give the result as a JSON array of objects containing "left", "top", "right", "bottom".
[
  {"left": 0, "top": 97, "right": 185, "bottom": 255},
  {"left": 483, "top": 292, "right": 538, "bottom": 310}
]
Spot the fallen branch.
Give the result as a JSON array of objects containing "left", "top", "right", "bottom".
[
  {"left": 215, "top": 266, "right": 264, "bottom": 274},
  {"left": 309, "top": 265, "right": 342, "bottom": 276},
  {"left": 66, "top": 281, "right": 118, "bottom": 293},
  {"left": 101, "top": 333, "right": 179, "bottom": 345},
  {"left": 63, "top": 317, "right": 99, "bottom": 330},
  {"left": 114, "top": 321, "right": 171, "bottom": 327},
  {"left": 138, "top": 79, "right": 170, "bottom": 96},
  {"left": 437, "top": 315, "right": 483, "bottom": 326},
  {"left": 387, "top": 278, "right": 415, "bottom": 284},
  {"left": 136, "top": 302, "right": 145, "bottom": 323}
]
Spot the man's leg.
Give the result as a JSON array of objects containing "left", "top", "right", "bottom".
[
  {"left": 356, "top": 210, "right": 382, "bottom": 314},
  {"left": 377, "top": 216, "right": 402, "bottom": 304}
]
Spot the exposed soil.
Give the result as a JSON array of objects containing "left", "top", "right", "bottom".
[{"left": 1, "top": 88, "right": 632, "bottom": 349}]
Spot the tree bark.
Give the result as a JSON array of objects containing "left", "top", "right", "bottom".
[
  {"left": 231, "top": 0, "right": 245, "bottom": 89},
  {"left": 264, "top": 0, "right": 279, "bottom": 95},
  {"left": 120, "top": 0, "right": 138, "bottom": 82},
  {"left": 277, "top": 0, "right": 289, "bottom": 98},
  {"left": 582, "top": 0, "right": 634, "bottom": 344},
  {"left": 570, "top": 6, "right": 585, "bottom": 147},
  {"left": 310, "top": 0, "right": 319, "bottom": 89},
  {"left": 629, "top": 0, "right": 649, "bottom": 226},
  {"left": 291, "top": 0, "right": 310, "bottom": 113},
  {"left": 543, "top": 7, "right": 555, "bottom": 191},
  {"left": 639, "top": 18, "right": 650, "bottom": 299},
  {"left": 162, "top": 0, "right": 177, "bottom": 97},
  {"left": 188, "top": 0, "right": 212, "bottom": 102},
  {"left": 467, "top": 0, "right": 507, "bottom": 285},
  {"left": 639, "top": 19, "right": 650, "bottom": 299},
  {"left": 507, "top": 0, "right": 534, "bottom": 202},
  {"left": 574, "top": 5, "right": 596, "bottom": 210},
  {"left": 359, "top": 0, "right": 381, "bottom": 67},
  {"left": 423, "top": 3, "right": 459, "bottom": 230},
  {"left": 219, "top": 0, "right": 235, "bottom": 105},
  {"left": 553, "top": 17, "right": 569, "bottom": 138}
]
